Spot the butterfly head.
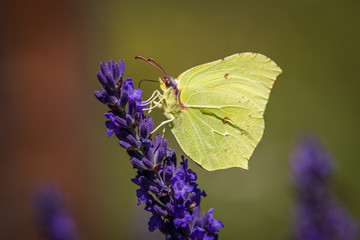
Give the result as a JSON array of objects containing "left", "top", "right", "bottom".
[{"left": 161, "top": 75, "right": 172, "bottom": 88}]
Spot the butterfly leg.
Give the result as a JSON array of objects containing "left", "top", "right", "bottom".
[
  {"left": 146, "top": 97, "right": 165, "bottom": 114},
  {"left": 142, "top": 91, "right": 164, "bottom": 113},
  {"left": 161, "top": 126, "right": 166, "bottom": 138},
  {"left": 151, "top": 114, "right": 174, "bottom": 135},
  {"left": 141, "top": 90, "right": 162, "bottom": 106}
]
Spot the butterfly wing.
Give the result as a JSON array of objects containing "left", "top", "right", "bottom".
[{"left": 170, "top": 52, "right": 282, "bottom": 171}]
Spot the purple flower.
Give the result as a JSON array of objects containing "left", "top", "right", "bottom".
[
  {"left": 190, "top": 227, "right": 206, "bottom": 240},
  {"left": 291, "top": 135, "right": 358, "bottom": 240},
  {"left": 95, "top": 59, "right": 224, "bottom": 239},
  {"left": 33, "top": 186, "right": 79, "bottom": 240},
  {"left": 171, "top": 172, "right": 194, "bottom": 200}
]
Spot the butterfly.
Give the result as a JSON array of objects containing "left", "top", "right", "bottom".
[{"left": 136, "top": 53, "right": 282, "bottom": 171}]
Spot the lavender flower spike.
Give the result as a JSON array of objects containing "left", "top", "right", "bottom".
[
  {"left": 291, "top": 136, "right": 358, "bottom": 240},
  {"left": 95, "top": 59, "right": 224, "bottom": 239},
  {"left": 33, "top": 186, "right": 80, "bottom": 240}
]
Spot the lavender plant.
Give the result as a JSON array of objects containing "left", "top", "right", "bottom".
[
  {"left": 94, "top": 59, "right": 224, "bottom": 239},
  {"left": 291, "top": 136, "right": 358, "bottom": 240},
  {"left": 33, "top": 186, "right": 79, "bottom": 240}
]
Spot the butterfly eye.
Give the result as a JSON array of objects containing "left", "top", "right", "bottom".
[{"left": 162, "top": 76, "right": 171, "bottom": 87}]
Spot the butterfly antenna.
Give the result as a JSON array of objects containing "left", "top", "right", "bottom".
[
  {"left": 134, "top": 56, "right": 170, "bottom": 80},
  {"left": 138, "top": 79, "right": 159, "bottom": 89}
]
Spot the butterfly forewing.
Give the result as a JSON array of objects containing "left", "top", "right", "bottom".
[{"left": 170, "top": 53, "right": 281, "bottom": 171}]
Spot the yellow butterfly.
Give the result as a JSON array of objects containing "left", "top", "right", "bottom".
[{"left": 137, "top": 53, "right": 282, "bottom": 171}]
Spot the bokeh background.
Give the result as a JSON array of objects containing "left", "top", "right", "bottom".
[{"left": 1, "top": 0, "right": 360, "bottom": 239}]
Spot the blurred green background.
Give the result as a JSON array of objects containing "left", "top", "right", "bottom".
[{"left": 1, "top": 0, "right": 359, "bottom": 239}]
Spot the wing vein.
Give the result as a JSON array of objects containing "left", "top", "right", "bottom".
[
  {"left": 189, "top": 110, "right": 223, "bottom": 169},
  {"left": 184, "top": 111, "right": 211, "bottom": 168}
]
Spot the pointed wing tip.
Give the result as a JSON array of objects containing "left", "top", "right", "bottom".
[
  {"left": 237, "top": 51, "right": 283, "bottom": 76},
  {"left": 241, "top": 161, "right": 249, "bottom": 170}
]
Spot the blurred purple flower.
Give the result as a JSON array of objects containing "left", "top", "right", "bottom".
[
  {"left": 95, "top": 60, "right": 223, "bottom": 239},
  {"left": 291, "top": 136, "right": 358, "bottom": 240},
  {"left": 33, "top": 186, "right": 79, "bottom": 240}
]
